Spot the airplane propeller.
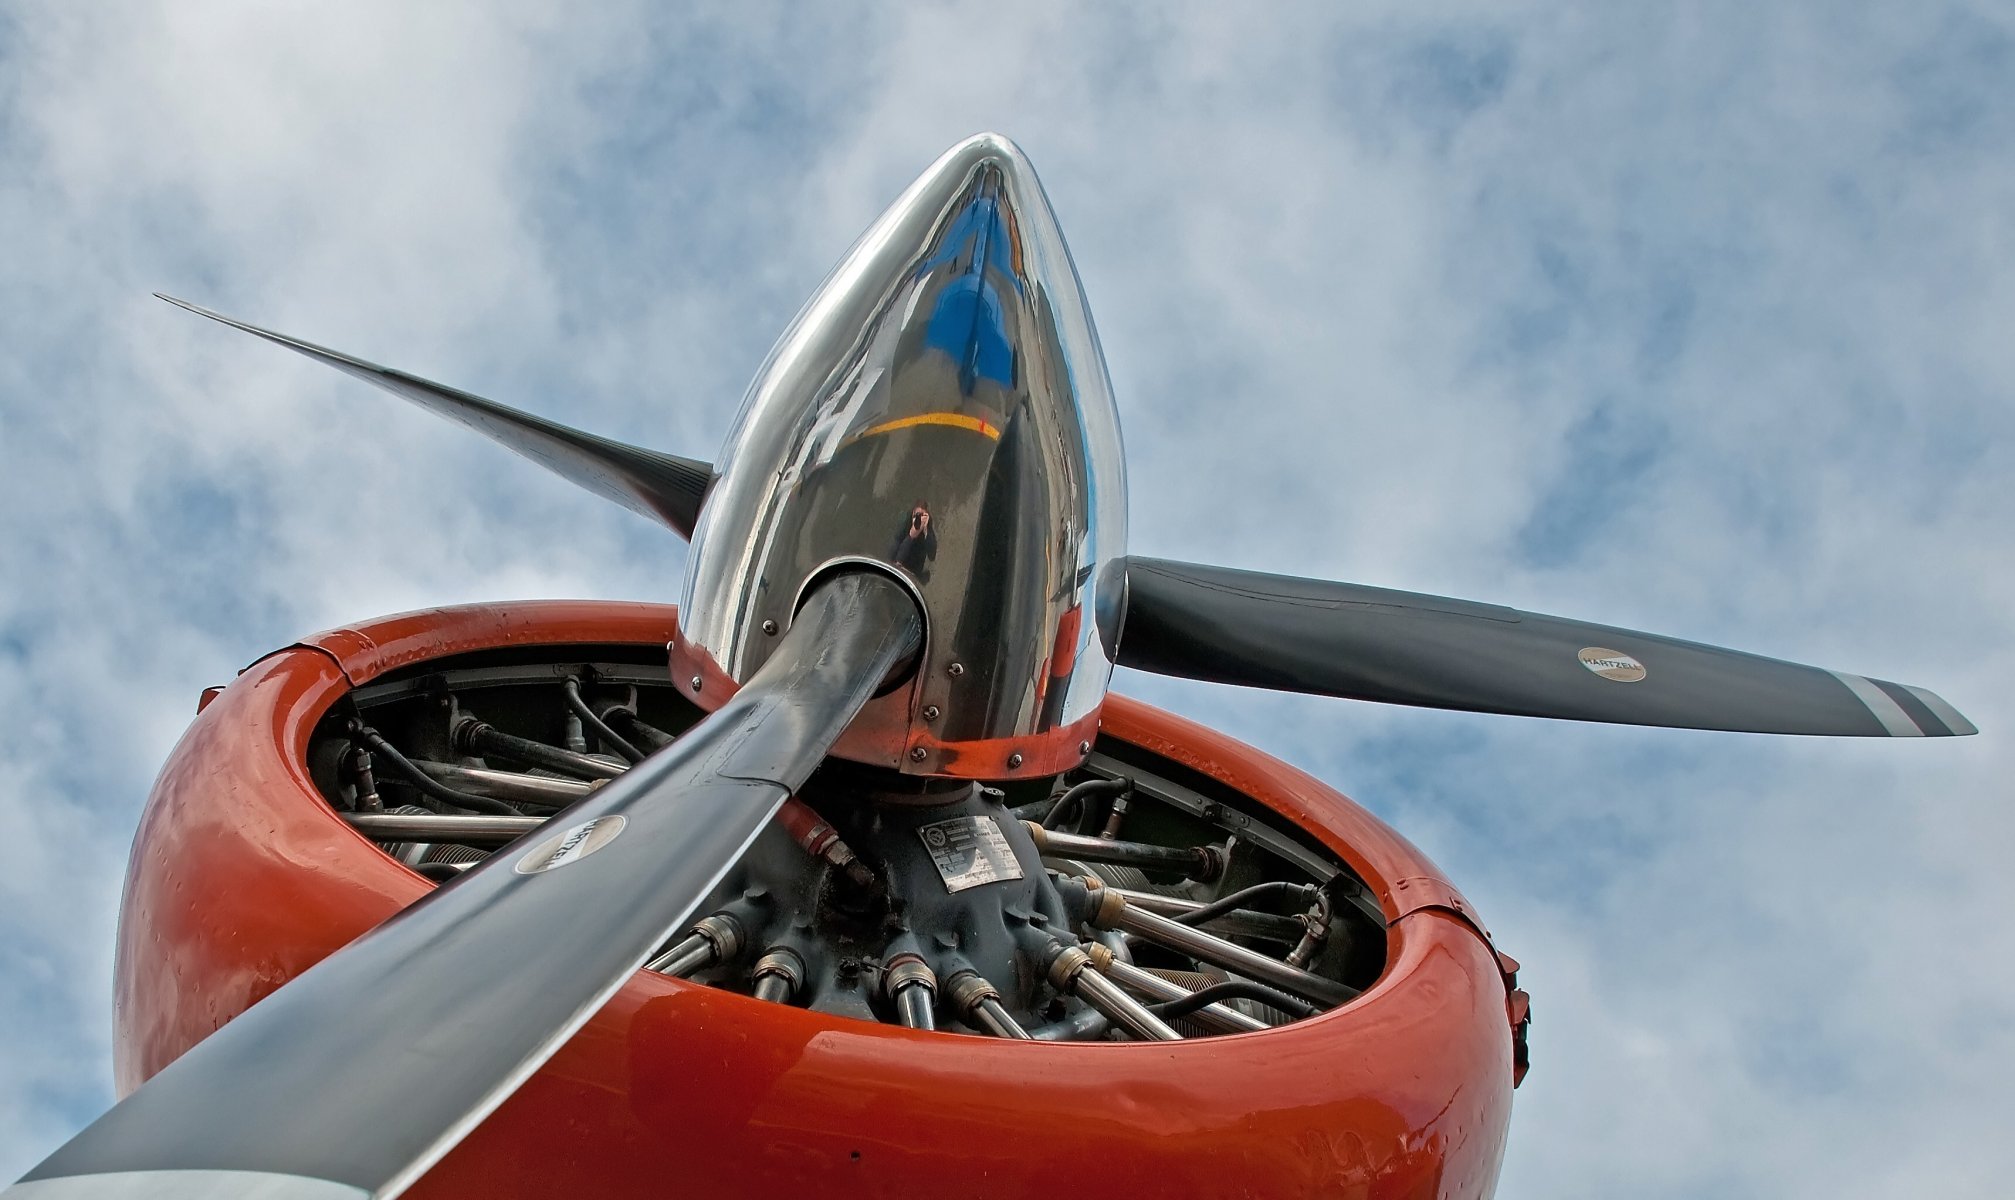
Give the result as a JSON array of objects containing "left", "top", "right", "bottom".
[
  {"left": 153, "top": 295, "right": 714, "bottom": 539},
  {"left": 10, "top": 130, "right": 1970, "bottom": 1200},
  {"left": 1118, "top": 558, "right": 1976, "bottom": 737},
  {"left": 157, "top": 296, "right": 1975, "bottom": 744}
]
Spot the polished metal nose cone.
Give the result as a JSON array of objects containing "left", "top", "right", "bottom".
[{"left": 675, "top": 133, "right": 1128, "bottom": 779}]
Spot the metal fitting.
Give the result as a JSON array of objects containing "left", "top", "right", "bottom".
[
  {"left": 883, "top": 954, "right": 938, "bottom": 1031},
  {"left": 751, "top": 946, "right": 806, "bottom": 1004},
  {"left": 1098, "top": 793, "right": 1130, "bottom": 840},
  {"left": 646, "top": 910, "right": 748, "bottom": 978},
  {"left": 691, "top": 912, "right": 746, "bottom": 963},
  {"left": 942, "top": 968, "right": 999, "bottom": 1015},
  {"left": 883, "top": 954, "right": 937, "bottom": 1001},
  {"left": 1090, "top": 885, "right": 1128, "bottom": 930},
  {"left": 1045, "top": 943, "right": 1094, "bottom": 992}
]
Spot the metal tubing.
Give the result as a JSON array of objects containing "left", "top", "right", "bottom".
[
  {"left": 1102, "top": 959, "right": 1269, "bottom": 1034},
  {"left": 456, "top": 720, "right": 625, "bottom": 781},
  {"left": 1072, "top": 967, "right": 1183, "bottom": 1041},
  {"left": 1105, "top": 887, "right": 1305, "bottom": 943},
  {"left": 646, "top": 914, "right": 748, "bottom": 978},
  {"left": 893, "top": 985, "right": 935, "bottom": 1030},
  {"left": 453, "top": 728, "right": 875, "bottom": 885},
  {"left": 1028, "top": 825, "right": 1219, "bottom": 880},
  {"left": 350, "top": 723, "right": 519, "bottom": 816},
  {"left": 971, "top": 997, "right": 1034, "bottom": 1040},
  {"left": 645, "top": 934, "right": 713, "bottom": 978},
  {"left": 345, "top": 812, "right": 543, "bottom": 844},
  {"left": 413, "top": 761, "right": 594, "bottom": 806},
  {"left": 1173, "top": 880, "right": 1319, "bottom": 927},
  {"left": 1106, "top": 902, "right": 1358, "bottom": 1008}
]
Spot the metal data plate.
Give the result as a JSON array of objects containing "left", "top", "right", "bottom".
[{"left": 916, "top": 815, "right": 1024, "bottom": 893}]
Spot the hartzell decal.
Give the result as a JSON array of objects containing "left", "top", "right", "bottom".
[
  {"left": 1576, "top": 647, "right": 1646, "bottom": 683},
  {"left": 515, "top": 815, "right": 628, "bottom": 874}
]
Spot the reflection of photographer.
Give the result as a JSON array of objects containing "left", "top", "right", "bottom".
[{"left": 890, "top": 503, "right": 938, "bottom": 582}]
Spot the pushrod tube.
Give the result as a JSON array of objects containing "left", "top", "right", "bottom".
[
  {"left": 973, "top": 998, "right": 1033, "bottom": 1040},
  {"left": 1105, "top": 901, "right": 1358, "bottom": 1009},
  {"left": 1026, "top": 825, "right": 1220, "bottom": 880},
  {"left": 345, "top": 812, "right": 542, "bottom": 843},
  {"left": 413, "top": 762, "right": 594, "bottom": 806},
  {"left": 1104, "top": 887, "right": 1305, "bottom": 943},
  {"left": 1072, "top": 968, "right": 1183, "bottom": 1042}
]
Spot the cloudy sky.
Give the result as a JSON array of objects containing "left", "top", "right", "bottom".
[{"left": 3, "top": 3, "right": 2010, "bottom": 1195}]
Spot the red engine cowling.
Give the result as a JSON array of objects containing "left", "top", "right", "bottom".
[{"left": 116, "top": 601, "right": 1524, "bottom": 1199}]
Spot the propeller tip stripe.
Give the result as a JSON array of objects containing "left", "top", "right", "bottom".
[
  {"left": 1831, "top": 672, "right": 1926, "bottom": 736},
  {"left": 1903, "top": 684, "right": 1978, "bottom": 737}
]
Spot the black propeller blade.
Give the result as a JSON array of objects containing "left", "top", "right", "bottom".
[
  {"left": 10, "top": 571, "right": 921, "bottom": 1200},
  {"left": 156, "top": 296, "right": 715, "bottom": 538},
  {"left": 1118, "top": 557, "right": 1975, "bottom": 737}
]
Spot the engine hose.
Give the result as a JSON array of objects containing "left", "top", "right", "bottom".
[
  {"left": 1041, "top": 775, "right": 1132, "bottom": 832},
  {"left": 1145, "top": 979, "right": 1320, "bottom": 1022},
  {"left": 561, "top": 677, "right": 644, "bottom": 763},
  {"left": 1172, "top": 880, "right": 1320, "bottom": 927},
  {"left": 348, "top": 723, "right": 519, "bottom": 816}
]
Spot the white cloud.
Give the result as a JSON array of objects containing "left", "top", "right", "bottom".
[{"left": 1, "top": 2, "right": 2009, "bottom": 1194}]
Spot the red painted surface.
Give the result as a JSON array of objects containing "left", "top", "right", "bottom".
[{"left": 116, "top": 601, "right": 1520, "bottom": 1199}]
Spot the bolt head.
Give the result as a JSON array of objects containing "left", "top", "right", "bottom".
[
  {"left": 909, "top": 746, "right": 928, "bottom": 763},
  {"left": 1006, "top": 752, "right": 1024, "bottom": 769},
  {"left": 689, "top": 675, "right": 703, "bottom": 693},
  {"left": 922, "top": 704, "right": 941, "bottom": 721},
  {"left": 947, "top": 661, "right": 965, "bottom": 677},
  {"left": 1078, "top": 740, "right": 1092, "bottom": 755},
  {"left": 761, "top": 619, "right": 779, "bottom": 636}
]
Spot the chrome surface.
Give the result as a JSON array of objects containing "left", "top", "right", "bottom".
[{"left": 679, "top": 132, "right": 1128, "bottom": 779}]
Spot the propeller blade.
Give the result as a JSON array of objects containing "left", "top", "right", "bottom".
[
  {"left": 1117, "top": 557, "right": 1976, "bottom": 737},
  {"left": 156, "top": 295, "right": 714, "bottom": 538},
  {"left": 10, "top": 571, "right": 922, "bottom": 1200}
]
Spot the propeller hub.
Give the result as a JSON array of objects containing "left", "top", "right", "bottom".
[{"left": 675, "top": 133, "right": 1129, "bottom": 780}]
